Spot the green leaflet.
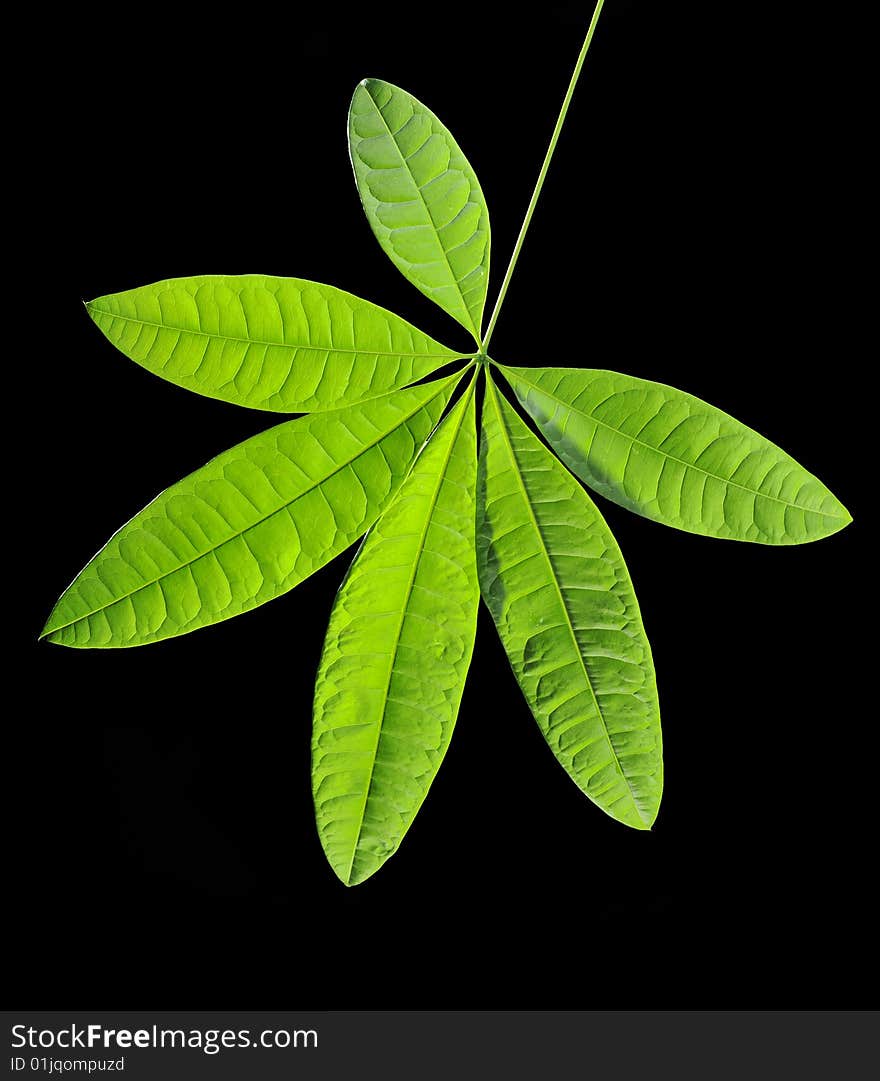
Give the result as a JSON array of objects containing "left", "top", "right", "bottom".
[
  {"left": 41, "top": 375, "right": 462, "bottom": 648},
  {"left": 313, "top": 379, "right": 479, "bottom": 885},
  {"left": 349, "top": 79, "right": 490, "bottom": 343},
  {"left": 87, "top": 275, "right": 465, "bottom": 413},
  {"left": 477, "top": 376, "right": 662, "bottom": 829},
  {"left": 500, "top": 365, "right": 851, "bottom": 544}
]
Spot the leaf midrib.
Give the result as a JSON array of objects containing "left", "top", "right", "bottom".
[
  {"left": 44, "top": 381, "right": 457, "bottom": 638},
  {"left": 90, "top": 305, "right": 466, "bottom": 361},
  {"left": 362, "top": 85, "right": 481, "bottom": 342},
  {"left": 487, "top": 378, "right": 648, "bottom": 824},
  {"left": 506, "top": 369, "right": 848, "bottom": 520},
  {"left": 344, "top": 381, "right": 474, "bottom": 883}
]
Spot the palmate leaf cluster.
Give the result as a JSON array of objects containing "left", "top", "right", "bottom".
[{"left": 42, "top": 75, "right": 850, "bottom": 885}]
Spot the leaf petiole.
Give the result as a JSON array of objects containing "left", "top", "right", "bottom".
[{"left": 480, "top": 0, "right": 606, "bottom": 352}]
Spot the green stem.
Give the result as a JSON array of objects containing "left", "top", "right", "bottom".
[{"left": 480, "top": 0, "right": 606, "bottom": 352}]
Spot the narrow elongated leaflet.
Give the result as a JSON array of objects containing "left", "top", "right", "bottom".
[
  {"left": 501, "top": 365, "right": 851, "bottom": 544},
  {"left": 41, "top": 375, "right": 462, "bottom": 647},
  {"left": 87, "top": 275, "right": 465, "bottom": 413},
  {"left": 313, "top": 380, "right": 479, "bottom": 884},
  {"left": 477, "top": 376, "right": 662, "bottom": 828},
  {"left": 349, "top": 80, "right": 490, "bottom": 343}
]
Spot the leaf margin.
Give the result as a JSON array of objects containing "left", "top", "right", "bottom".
[
  {"left": 86, "top": 273, "right": 472, "bottom": 413},
  {"left": 497, "top": 362, "right": 852, "bottom": 545},
  {"left": 348, "top": 78, "right": 491, "bottom": 344},
  {"left": 312, "top": 372, "right": 480, "bottom": 885},
  {"left": 477, "top": 370, "right": 663, "bottom": 829},
  {"left": 40, "top": 371, "right": 468, "bottom": 648}
]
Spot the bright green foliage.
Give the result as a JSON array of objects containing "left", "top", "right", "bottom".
[
  {"left": 478, "top": 378, "right": 661, "bottom": 828},
  {"left": 41, "top": 376, "right": 460, "bottom": 647},
  {"left": 313, "top": 381, "right": 479, "bottom": 884},
  {"left": 88, "top": 274, "right": 464, "bottom": 413},
  {"left": 45, "top": 12, "right": 851, "bottom": 883},
  {"left": 349, "top": 79, "right": 490, "bottom": 343},
  {"left": 501, "top": 365, "right": 850, "bottom": 544}
]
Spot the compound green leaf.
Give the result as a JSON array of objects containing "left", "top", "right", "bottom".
[
  {"left": 87, "top": 274, "right": 465, "bottom": 412},
  {"left": 477, "top": 376, "right": 662, "bottom": 829},
  {"left": 41, "top": 375, "right": 462, "bottom": 648},
  {"left": 349, "top": 79, "right": 490, "bottom": 343},
  {"left": 313, "top": 379, "right": 479, "bottom": 885},
  {"left": 501, "top": 365, "right": 851, "bottom": 544}
]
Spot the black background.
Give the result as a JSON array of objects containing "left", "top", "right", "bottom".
[{"left": 13, "top": 2, "right": 874, "bottom": 1007}]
